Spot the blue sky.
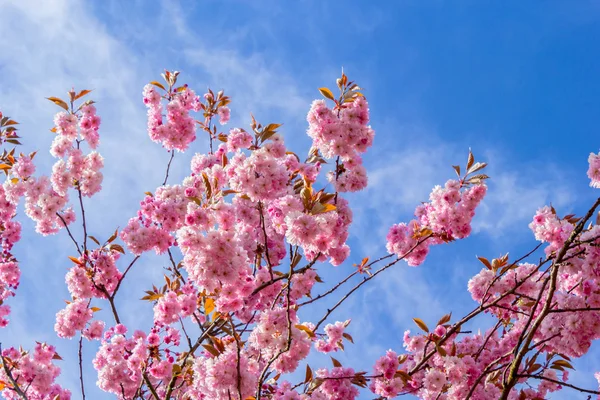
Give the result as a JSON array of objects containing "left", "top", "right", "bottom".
[{"left": 0, "top": 0, "right": 599, "bottom": 398}]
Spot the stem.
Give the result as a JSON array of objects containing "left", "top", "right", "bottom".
[
  {"left": 77, "top": 188, "right": 88, "bottom": 255},
  {"left": 112, "top": 256, "right": 141, "bottom": 297},
  {"left": 518, "top": 374, "right": 600, "bottom": 395},
  {"left": 0, "top": 344, "right": 29, "bottom": 400},
  {"left": 499, "top": 197, "right": 600, "bottom": 399},
  {"left": 143, "top": 373, "right": 160, "bottom": 400},
  {"left": 162, "top": 150, "right": 175, "bottom": 186},
  {"left": 256, "top": 260, "right": 295, "bottom": 400},
  {"left": 79, "top": 335, "right": 86, "bottom": 400},
  {"left": 313, "top": 236, "right": 431, "bottom": 331},
  {"left": 56, "top": 212, "right": 82, "bottom": 255}
]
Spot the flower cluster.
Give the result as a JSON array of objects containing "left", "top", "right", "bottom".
[
  {"left": 121, "top": 185, "right": 188, "bottom": 255},
  {"left": 315, "top": 320, "right": 350, "bottom": 353},
  {"left": 143, "top": 83, "right": 201, "bottom": 152},
  {"left": 93, "top": 325, "right": 149, "bottom": 399},
  {"left": 0, "top": 343, "right": 71, "bottom": 399},
  {"left": 387, "top": 179, "right": 487, "bottom": 266},
  {"left": 306, "top": 96, "right": 374, "bottom": 193}
]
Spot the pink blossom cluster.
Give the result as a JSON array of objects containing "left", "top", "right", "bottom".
[
  {"left": 368, "top": 324, "right": 564, "bottom": 399},
  {"left": 191, "top": 340, "right": 257, "bottom": 400},
  {"left": 314, "top": 367, "right": 360, "bottom": 400},
  {"left": 20, "top": 107, "right": 104, "bottom": 235},
  {"left": 93, "top": 324, "right": 149, "bottom": 399},
  {"left": 143, "top": 84, "right": 201, "bottom": 152},
  {"left": 529, "top": 205, "right": 575, "bottom": 254},
  {"left": 54, "top": 298, "right": 93, "bottom": 338},
  {"left": 370, "top": 350, "right": 404, "bottom": 398},
  {"left": 386, "top": 181, "right": 487, "bottom": 266},
  {"left": 218, "top": 106, "right": 230, "bottom": 125},
  {"left": 282, "top": 201, "right": 352, "bottom": 266},
  {"left": 65, "top": 248, "right": 122, "bottom": 300},
  {"left": 306, "top": 97, "right": 374, "bottom": 192},
  {"left": 227, "top": 135, "right": 290, "bottom": 201},
  {"left": 152, "top": 283, "right": 198, "bottom": 325},
  {"left": 0, "top": 343, "right": 71, "bottom": 399},
  {"left": 248, "top": 307, "right": 312, "bottom": 373},
  {"left": 0, "top": 157, "right": 29, "bottom": 325},
  {"left": 315, "top": 320, "right": 349, "bottom": 353},
  {"left": 121, "top": 185, "right": 188, "bottom": 255},
  {"left": 226, "top": 128, "right": 253, "bottom": 152},
  {"left": 588, "top": 151, "right": 600, "bottom": 188}
]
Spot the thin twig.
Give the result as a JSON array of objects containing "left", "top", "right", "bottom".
[
  {"left": 79, "top": 335, "right": 86, "bottom": 400},
  {"left": 518, "top": 374, "right": 600, "bottom": 395},
  {"left": 0, "top": 344, "right": 29, "bottom": 400},
  {"left": 56, "top": 212, "right": 82, "bottom": 255},
  {"left": 163, "top": 150, "right": 175, "bottom": 186}
]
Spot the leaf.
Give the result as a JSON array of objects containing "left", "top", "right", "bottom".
[
  {"left": 202, "top": 344, "right": 220, "bottom": 358},
  {"left": 52, "top": 352, "right": 63, "bottom": 360},
  {"left": 150, "top": 80, "right": 167, "bottom": 90},
  {"left": 3, "top": 120, "right": 18, "bottom": 126},
  {"left": 46, "top": 97, "right": 69, "bottom": 111},
  {"left": 467, "top": 162, "right": 487, "bottom": 175},
  {"left": 204, "top": 297, "right": 215, "bottom": 315},
  {"left": 477, "top": 256, "right": 492, "bottom": 270},
  {"left": 305, "top": 364, "right": 313, "bottom": 383},
  {"left": 330, "top": 356, "right": 342, "bottom": 368},
  {"left": 202, "top": 172, "right": 212, "bottom": 200},
  {"left": 291, "top": 252, "right": 302, "bottom": 268},
  {"left": 107, "top": 229, "right": 118, "bottom": 244},
  {"left": 89, "top": 236, "right": 100, "bottom": 245},
  {"left": 141, "top": 293, "right": 163, "bottom": 301},
  {"left": 109, "top": 244, "right": 125, "bottom": 254},
  {"left": 452, "top": 165, "right": 461, "bottom": 177},
  {"left": 467, "top": 149, "right": 474, "bottom": 170},
  {"left": 0, "top": 164, "right": 11, "bottom": 170},
  {"left": 436, "top": 344, "right": 447, "bottom": 357},
  {"left": 413, "top": 317, "right": 429, "bottom": 333},
  {"left": 74, "top": 89, "right": 92, "bottom": 100},
  {"left": 313, "top": 203, "right": 336, "bottom": 214},
  {"left": 264, "top": 123, "right": 282, "bottom": 133},
  {"left": 342, "top": 332, "right": 354, "bottom": 344},
  {"left": 437, "top": 313, "right": 452, "bottom": 326},
  {"left": 318, "top": 87, "right": 335, "bottom": 101},
  {"left": 295, "top": 324, "right": 315, "bottom": 338},
  {"left": 394, "top": 370, "right": 411, "bottom": 382},
  {"left": 552, "top": 360, "right": 574, "bottom": 370},
  {"left": 172, "top": 363, "right": 182, "bottom": 377},
  {"left": 68, "top": 256, "right": 82, "bottom": 265},
  {"left": 91, "top": 307, "right": 102, "bottom": 312}
]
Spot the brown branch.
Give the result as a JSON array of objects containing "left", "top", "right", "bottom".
[
  {"left": 164, "top": 318, "right": 224, "bottom": 399},
  {"left": 518, "top": 374, "right": 600, "bottom": 395},
  {"left": 79, "top": 335, "right": 86, "bottom": 400},
  {"left": 76, "top": 187, "right": 88, "bottom": 255},
  {"left": 0, "top": 344, "right": 28, "bottom": 400},
  {"left": 500, "top": 197, "right": 600, "bottom": 399},
  {"left": 112, "top": 255, "right": 141, "bottom": 297},
  {"left": 256, "top": 259, "right": 295, "bottom": 400},
  {"left": 56, "top": 212, "right": 82, "bottom": 255},
  {"left": 313, "top": 236, "right": 432, "bottom": 331},
  {"left": 143, "top": 372, "right": 160, "bottom": 400},
  {"left": 251, "top": 256, "right": 320, "bottom": 296},
  {"left": 162, "top": 149, "right": 175, "bottom": 186}
]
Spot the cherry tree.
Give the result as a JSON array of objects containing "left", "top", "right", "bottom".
[{"left": 0, "top": 70, "right": 600, "bottom": 399}]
